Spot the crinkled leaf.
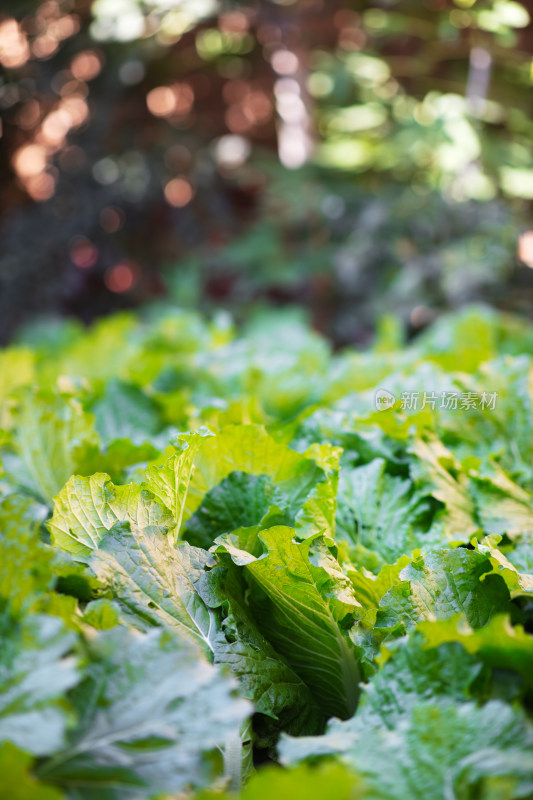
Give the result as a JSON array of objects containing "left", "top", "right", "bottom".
[
  {"left": 2, "top": 392, "right": 100, "bottom": 503},
  {"left": 410, "top": 439, "right": 478, "bottom": 541},
  {"left": 143, "top": 429, "right": 213, "bottom": 539},
  {"left": 218, "top": 527, "right": 361, "bottom": 720},
  {"left": 358, "top": 633, "right": 482, "bottom": 729},
  {"left": 182, "top": 425, "right": 326, "bottom": 522},
  {"left": 336, "top": 458, "right": 435, "bottom": 563},
  {"left": 474, "top": 535, "right": 533, "bottom": 594},
  {"left": 92, "top": 380, "right": 161, "bottom": 446},
  {"left": 507, "top": 539, "right": 533, "bottom": 574},
  {"left": 0, "top": 612, "right": 79, "bottom": 756},
  {"left": 90, "top": 522, "right": 217, "bottom": 651},
  {"left": 183, "top": 471, "right": 290, "bottom": 550},
  {"left": 470, "top": 463, "right": 533, "bottom": 538},
  {"left": 347, "top": 560, "right": 410, "bottom": 616},
  {"left": 48, "top": 473, "right": 172, "bottom": 559},
  {"left": 90, "top": 522, "right": 324, "bottom": 741},
  {"left": 377, "top": 548, "right": 513, "bottom": 632},
  {"left": 418, "top": 614, "right": 533, "bottom": 690},
  {"left": 281, "top": 700, "right": 533, "bottom": 800},
  {"left": 294, "top": 474, "right": 338, "bottom": 542},
  {"left": 39, "top": 627, "right": 250, "bottom": 797},
  {"left": 195, "top": 562, "right": 324, "bottom": 742}
]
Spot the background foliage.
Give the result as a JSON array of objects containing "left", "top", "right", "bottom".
[{"left": 1, "top": 0, "right": 533, "bottom": 344}]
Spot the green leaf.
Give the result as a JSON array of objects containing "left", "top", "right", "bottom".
[
  {"left": 92, "top": 380, "right": 161, "bottom": 446},
  {"left": 219, "top": 527, "right": 361, "bottom": 720},
  {"left": 507, "top": 538, "right": 533, "bottom": 575},
  {"left": 183, "top": 471, "right": 290, "bottom": 550},
  {"left": 0, "top": 611, "right": 79, "bottom": 756},
  {"left": 470, "top": 463, "right": 533, "bottom": 538},
  {"left": 2, "top": 392, "right": 100, "bottom": 503},
  {"left": 195, "top": 562, "right": 325, "bottom": 742},
  {"left": 5, "top": 301, "right": 533, "bottom": 797},
  {"left": 410, "top": 438, "right": 478, "bottom": 541},
  {"left": 94, "top": 438, "right": 159, "bottom": 485},
  {"left": 417, "top": 614, "right": 533, "bottom": 690},
  {"left": 294, "top": 445, "right": 341, "bottom": 542},
  {"left": 90, "top": 522, "right": 324, "bottom": 740},
  {"left": 377, "top": 547, "right": 513, "bottom": 632},
  {"left": 196, "top": 762, "right": 364, "bottom": 800},
  {"left": 0, "top": 493, "right": 53, "bottom": 614},
  {"left": 144, "top": 425, "right": 327, "bottom": 542},
  {"left": 281, "top": 700, "right": 533, "bottom": 800},
  {"left": 361, "top": 701, "right": 533, "bottom": 800},
  {"left": 336, "top": 459, "right": 435, "bottom": 563},
  {"left": 474, "top": 535, "right": 533, "bottom": 594},
  {"left": 51, "top": 313, "right": 140, "bottom": 384},
  {"left": 82, "top": 599, "right": 120, "bottom": 631},
  {"left": 39, "top": 627, "right": 250, "bottom": 797},
  {"left": 0, "top": 348, "right": 35, "bottom": 428},
  {"left": 181, "top": 425, "right": 326, "bottom": 523},
  {"left": 89, "top": 522, "right": 218, "bottom": 650},
  {"left": 358, "top": 633, "right": 482, "bottom": 728},
  {"left": 242, "top": 762, "right": 363, "bottom": 800},
  {"left": 417, "top": 307, "right": 498, "bottom": 373},
  {"left": 471, "top": 356, "right": 533, "bottom": 474},
  {"left": 143, "top": 429, "right": 213, "bottom": 539},
  {"left": 0, "top": 743, "right": 63, "bottom": 800},
  {"left": 48, "top": 473, "right": 172, "bottom": 559},
  {"left": 347, "top": 560, "right": 410, "bottom": 615}
]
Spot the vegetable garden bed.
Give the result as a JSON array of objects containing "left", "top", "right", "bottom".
[{"left": 1, "top": 305, "right": 533, "bottom": 799}]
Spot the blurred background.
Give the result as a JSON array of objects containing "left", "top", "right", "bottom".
[{"left": 1, "top": 0, "right": 533, "bottom": 347}]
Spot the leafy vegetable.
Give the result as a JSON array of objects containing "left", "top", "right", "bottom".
[
  {"left": 0, "top": 743, "right": 62, "bottom": 800},
  {"left": 48, "top": 473, "right": 172, "bottom": 558},
  {"left": 0, "top": 612, "right": 78, "bottom": 756},
  {"left": 38, "top": 627, "right": 251, "bottom": 797},
  {"left": 2, "top": 305, "right": 533, "bottom": 798},
  {"left": 218, "top": 528, "right": 361, "bottom": 720}
]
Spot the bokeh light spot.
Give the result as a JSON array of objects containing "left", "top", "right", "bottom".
[
  {"left": 215, "top": 134, "right": 251, "bottom": 168},
  {"left": 70, "top": 237, "right": 98, "bottom": 268},
  {"left": 119, "top": 60, "right": 145, "bottom": 85},
  {"left": 93, "top": 157, "right": 120, "bottom": 185},
  {"left": 0, "top": 19, "right": 30, "bottom": 69},
  {"left": 164, "top": 177, "right": 194, "bottom": 207},
  {"left": 60, "top": 95, "right": 89, "bottom": 127},
  {"left": 26, "top": 172, "right": 56, "bottom": 202},
  {"left": 147, "top": 86, "right": 175, "bottom": 117},
  {"left": 13, "top": 144, "right": 48, "bottom": 178},
  {"left": 16, "top": 101, "right": 42, "bottom": 131},
  {"left": 219, "top": 11, "right": 249, "bottom": 34},
  {"left": 146, "top": 84, "right": 194, "bottom": 118},
  {"left": 40, "top": 108, "right": 71, "bottom": 146},
  {"left": 70, "top": 50, "right": 102, "bottom": 81},
  {"left": 100, "top": 206, "right": 124, "bottom": 233},
  {"left": 105, "top": 262, "right": 139, "bottom": 293},
  {"left": 271, "top": 50, "right": 299, "bottom": 75},
  {"left": 518, "top": 232, "right": 533, "bottom": 268}
]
